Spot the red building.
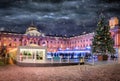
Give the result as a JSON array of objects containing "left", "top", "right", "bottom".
[
  {"left": 0, "top": 25, "right": 93, "bottom": 54},
  {"left": 109, "top": 17, "right": 120, "bottom": 63},
  {"left": 0, "top": 17, "right": 120, "bottom": 55}
]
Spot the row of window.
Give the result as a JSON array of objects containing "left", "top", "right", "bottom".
[
  {"left": 46, "top": 41, "right": 67, "bottom": 44},
  {"left": 23, "top": 40, "right": 92, "bottom": 47},
  {"left": 1, "top": 37, "right": 92, "bottom": 46},
  {"left": 0, "top": 43, "right": 18, "bottom": 47},
  {"left": 23, "top": 41, "right": 91, "bottom": 49},
  {"left": 8, "top": 43, "right": 17, "bottom": 47},
  {"left": 1, "top": 37, "right": 21, "bottom": 42},
  {"left": 14, "top": 38, "right": 93, "bottom": 45},
  {"left": 71, "top": 39, "right": 92, "bottom": 44},
  {"left": 46, "top": 39, "right": 92, "bottom": 45},
  {"left": 70, "top": 44, "right": 92, "bottom": 48}
]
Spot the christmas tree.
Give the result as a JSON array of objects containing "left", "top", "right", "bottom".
[{"left": 92, "top": 15, "right": 115, "bottom": 55}]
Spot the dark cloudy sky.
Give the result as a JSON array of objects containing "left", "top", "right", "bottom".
[{"left": 0, "top": 0, "right": 120, "bottom": 36}]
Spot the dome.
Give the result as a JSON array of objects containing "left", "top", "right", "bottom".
[
  {"left": 26, "top": 26, "right": 38, "bottom": 32},
  {"left": 25, "top": 23, "right": 44, "bottom": 36},
  {"left": 26, "top": 30, "right": 41, "bottom": 36}
]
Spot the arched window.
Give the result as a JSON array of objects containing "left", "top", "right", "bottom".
[
  {"left": 51, "top": 41, "right": 52, "bottom": 43},
  {"left": 34, "top": 41, "right": 36, "bottom": 44},
  {"left": 30, "top": 42, "right": 32, "bottom": 44},
  {"left": 9, "top": 43, "right": 12, "bottom": 46},
  {"left": 14, "top": 38, "right": 16, "bottom": 41}
]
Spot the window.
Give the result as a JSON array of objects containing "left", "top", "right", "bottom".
[
  {"left": 64, "top": 42, "right": 66, "bottom": 44},
  {"left": 81, "top": 45, "right": 82, "bottom": 48},
  {"left": 3, "top": 37, "right": 6, "bottom": 40},
  {"left": 24, "top": 43, "right": 26, "bottom": 46},
  {"left": 9, "top": 38, "right": 12, "bottom": 41},
  {"left": 81, "top": 40, "right": 82, "bottom": 42},
  {"left": 75, "top": 41, "right": 76, "bottom": 44},
  {"left": 19, "top": 39, "right": 22, "bottom": 41},
  {"left": 83, "top": 44, "right": 85, "bottom": 47},
  {"left": 14, "top": 38, "right": 16, "bottom": 41},
  {"left": 90, "top": 39, "right": 92, "bottom": 41},
  {"left": 51, "top": 41, "right": 52, "bottom": 43},
  {"left": 14, "top": 43, "right": 16, "bottom": 47},
  {"left": 8, "top": 43, "right": 11, "bottom": 46}
]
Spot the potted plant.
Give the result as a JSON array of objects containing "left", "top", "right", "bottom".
[
  {"left": 23, "top": 51, "right": 27, "bottom": 59},
  {"left": 28, "top": 53, "right": 31, "bottom": 59},
  {"left": 97, "top": 54, "right": 108, "bottom": 61}
]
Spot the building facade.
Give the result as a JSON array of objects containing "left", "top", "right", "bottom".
[
  {"left": 0, "top": 27, "right": 93, "bottom": 54},
  {"left": 0, "top": 17, "right": 120, "bottom": 55}
]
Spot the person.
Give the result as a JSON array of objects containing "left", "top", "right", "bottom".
[{"left": 111, "top": 55, "right": 114, "bottom": 60}]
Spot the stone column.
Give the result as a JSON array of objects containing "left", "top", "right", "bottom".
[{"left": 34, "top": 52, "right": 36, "bottom": 63}]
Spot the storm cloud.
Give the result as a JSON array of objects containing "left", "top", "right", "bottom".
[{"left": 0, "top": 0, "right": 120, "bottom": 36}]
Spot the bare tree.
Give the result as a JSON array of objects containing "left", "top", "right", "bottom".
[{"left": 0, "top": 46, "right": 7, "bottom": 64}]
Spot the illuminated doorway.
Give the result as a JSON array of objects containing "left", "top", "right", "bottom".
[{"left": 17, "top": 44, "right": 47, "bottom": 63}]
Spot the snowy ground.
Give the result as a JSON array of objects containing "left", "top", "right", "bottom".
[{"left": 0, "top": 64, "right": 120, "bottom": 81}]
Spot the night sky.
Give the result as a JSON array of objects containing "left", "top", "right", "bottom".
[{"left": 0, "top": 0, "right": 120, "bottom": 36}]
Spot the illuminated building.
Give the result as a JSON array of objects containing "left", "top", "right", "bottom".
[
  {"left": 0, "top": 17, "right": 119, "bottom": 58},
  {"left": 109, "top": 17, "right": 120, "bottom": 48},
  {"left": 109, "top": 17, "right": 120, "bottom": 63},
  {"left": 0, "top": 24, "right": 93, "bottom": 53}
]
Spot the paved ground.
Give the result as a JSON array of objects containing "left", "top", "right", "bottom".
[
  {"left": 0, "top": 62, "right": 120, "bottom": 81},
  {"left": 86, "top": 60, "right": 118, "bottom": 65}
]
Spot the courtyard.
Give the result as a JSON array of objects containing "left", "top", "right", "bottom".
[{"left": 0, "top": 63, "right": 120, "bottom": 81}]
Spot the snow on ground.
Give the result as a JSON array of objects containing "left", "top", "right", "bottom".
[{"left": 0, "top": 64, "right": 120, "bottom": 81}]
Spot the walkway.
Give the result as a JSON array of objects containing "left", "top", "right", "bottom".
[{"left": 86, "top": 59, "right": 118, "bottom": 66}]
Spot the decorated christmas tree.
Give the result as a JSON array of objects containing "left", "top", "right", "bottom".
[{"left": 92, "top": 15, "right": 115, "bottom": 55}]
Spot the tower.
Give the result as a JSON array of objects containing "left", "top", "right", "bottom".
[
  {"left": 109, "top": 17, "right": 120, "bottom": 63},
  {"left": 109, "top": 17, "right": 120, "bottom": 47},
  {"left": 109, "top": 17, "right": 119, "bottom": 29},
  {"left": 25, "top": 22, "right": 41, "bottom": 36}
]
